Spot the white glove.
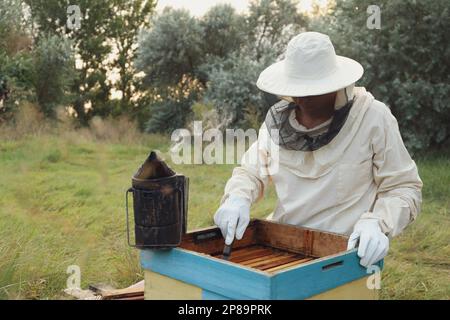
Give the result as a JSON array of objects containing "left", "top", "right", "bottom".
[
  {"left": 214, "top": 195, "right": 251, "bottom": 245},
  {"left": 347, "top": 219, "right": 389, "bottom": 268}
]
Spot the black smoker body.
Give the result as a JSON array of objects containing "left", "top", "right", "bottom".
[{"left": 126, "top": 175, "right": 188, "bottom": 249}]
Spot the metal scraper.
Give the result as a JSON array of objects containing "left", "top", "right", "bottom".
[{"left": 222, "top": 242, "right": 233, "bottom": 261}]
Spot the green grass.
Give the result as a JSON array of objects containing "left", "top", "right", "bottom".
[
  {"left": 379, "top": 155, "right": 450, "bottom": 299},
  {"left": 0, "top": 131, "right": 448, "bottom": 299}
]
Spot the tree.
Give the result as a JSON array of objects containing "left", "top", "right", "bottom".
[
  {"left": 246, "top": 0, "right": 308, "bottom": 61},
  {"left": 136, "top": 8, "right": 204, "bottom": 88},
  {"left": 25, "top": 0, "right": 115, "bottom": 124},
  {"left": 201, "top": 0, "right": 308, "bottom": 128},
  {"left": 311, "top": 0, "right": 450, "bottom": 152},
  {"left": 194, "top": 4, "right": 248, "bottom": 85},
  {"left": 32, "top": 34, "right": 75, "bottom": 117},
  {"left": 0, "top": 52, "right": 34, "bottom": 123},
  {"left": 203, "top": 52, "right": 277, "bottom": 128},
  {"left": 135, "top": 1, "right": 309, "bottom": 132},
  {"left": 200, "top": 4, "right": 247, "bottom": 60},
  {"left": 25, "top": 0, "right": 156, "bottom": 124},
  {"left": 0, "top": 0, "right": 34, "bottom": 122},
  {"left": 98, "top": 0, "right": 155, "bottom": 117},
  {"left": 136, "top": 8, "right": 206, "bottom": 133},
  {"left": 145, "top": 88, "right": 200, "bottom": 134},
  {"left": 0, "top": 0, "right": 28, "bottom": 55}
]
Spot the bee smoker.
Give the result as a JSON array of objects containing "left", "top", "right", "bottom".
[{"left": 125, "top": 152, "right": 188, "bottom": 249}]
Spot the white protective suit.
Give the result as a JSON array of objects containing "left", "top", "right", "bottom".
[{"left": 221, "top": 86, "right": 423, "bottom": 237}]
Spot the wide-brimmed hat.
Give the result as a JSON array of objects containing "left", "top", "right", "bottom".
[{"left": 256, "top": 32, "right": 364, "bottom": 97}]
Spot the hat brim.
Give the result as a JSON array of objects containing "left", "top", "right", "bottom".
[{"left": 256, "top": 56, "right": 364, "bottom": 97}]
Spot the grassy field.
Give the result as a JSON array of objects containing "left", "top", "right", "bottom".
[{"left": 0, "top": 122, "right": 449, "bottom": 299}]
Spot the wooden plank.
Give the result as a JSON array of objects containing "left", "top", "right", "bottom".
[
  {"left": 229, "top": 248, "right": 277, "bottom": 263},
  {"left": 180, "top": 223, "right": 257, "bottom": 255},
  {"left": 145, "top": 270, "right": 202, "bottom": 300},
  {"left": 102, "top": 281, "right": 144, "bottom": 300},
  {"left": 255, "top": 255, "right": 303, "bottom": 270},
  {"left": 115, "top": 295, "right": 145, "bottom": 300},
  {"left": 265, "top": 258, "right": 314, "bottom": 273},
  {"left": 270, "top": 250, "right": 380, "bottom": 299},
  {"left": 181, "top": 219, "right": 347, "bottom": 259},
  {"left": 216, "top": 245, "right": 261, "bottom": 256},
  {"left": 144, "top": 264, "right": 378, "bottom": 300},
  {"left": 255, "top": 220, "right": 348, "bottom": 257},
  {"left": 218, "top": 245, "right": 265, "bottom": 259},
  {"left": 239, "top": 253, "right": 287, "bottom": 266},
  {"left": 255, "top": 220, "right": 309, "bottom": 254},
  {"left": 127, "top": 280, "right": 145, "bottom": 288},
  {"left": 310, "top": 230, "right": 348, "bottom": 257},
  {"left": 245, "top": 254, "right": 293, "bottom": 268},
  {"left": 141, "top": 248, "right": 272, "bottom": 299},
  {"left": 178, "top": 219, "right": 346, "bottom": 264},
  {"left": 88, "top": 283, "right": 116, "bottom": 295},
  {"left": 308, "top": 277, "right": 378, "bottom": 300},
  {"left": 202, "top": 290, "right": 231, "bottom": 300}
]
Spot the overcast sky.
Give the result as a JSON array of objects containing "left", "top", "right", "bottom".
[
  {"left": 156, "top": 0, "right": 248, "bottom": 16},
  {"left": 156, "top": 0, "right": 326, "bottom": 16}
]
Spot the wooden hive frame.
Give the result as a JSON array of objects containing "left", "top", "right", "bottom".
[
  {"left": 141, "top": 219, "right": 383, "bottom": 299},
  {"left": 179, "top": 219, "right": 349, "bottom": 274}
]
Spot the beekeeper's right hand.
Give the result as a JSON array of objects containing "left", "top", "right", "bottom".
[{"left": 214, "top": 195, "right": 251, "bottom": 245}]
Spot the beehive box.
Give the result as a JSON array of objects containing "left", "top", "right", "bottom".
[{"left": 141, "top": 219, "right": 382, "bottom": 300}]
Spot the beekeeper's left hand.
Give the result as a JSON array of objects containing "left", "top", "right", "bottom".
[{"left": 347, "top": 219, "right": 389, "bottom": 267}]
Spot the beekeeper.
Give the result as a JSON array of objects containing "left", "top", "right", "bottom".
[{"left": 214, "top": 32, "right": 423, "bottom": 267}]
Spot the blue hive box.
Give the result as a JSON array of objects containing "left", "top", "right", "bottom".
[{"left": 141, "top": 219, "right": 382, "bottom": 300}]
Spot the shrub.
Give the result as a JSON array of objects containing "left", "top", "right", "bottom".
[
  {"left": 202, "top": 52, "right": 276, "bottom": 128},
  {"left": 32, "top": 34, "right": 75, "bottom": 118},
  {"left": 0, "top": 52, "right": 35, "bottom": 122},
  {"left": 135, "top": 8, "right": 204, "bottom": 88},
  {"left": 145, "top": 94, "right": 197, "bottom": 134}
]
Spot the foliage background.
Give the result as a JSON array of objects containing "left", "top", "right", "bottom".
[
  {"left": 312, "top": 0, "right": 450, "bottom": 153},
  {"left": 1, "top": 0, "right": 448, "bottom": 152}
]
